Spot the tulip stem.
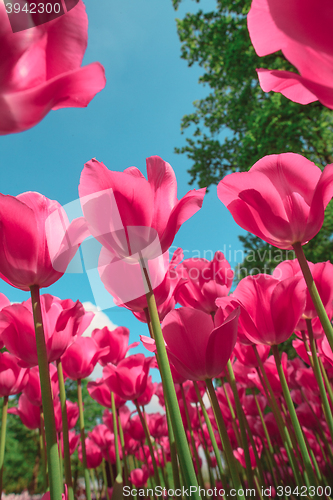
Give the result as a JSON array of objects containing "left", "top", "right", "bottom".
[
  {"left": 205, "top": 378, "right": 245, "bottom": 500},
  {"left": 193, "top": 381, "right": 225, "bottom": 484},
  {"left": 117, "top": 409, "right": 129, "bottom": 487},
  {"left": 0, "top": 396, "right": 8, "bottom": 494},
  {"left": 77, "top": 378, "right": 92, "bottom": 500},
  {"left": 57, "top": 359, "right": 74, "bottom": 500},
  {"left": 102, "top": 459, "right": 110, "bottom": 500},
  {"left": 134, "top": 400, "right": 160, "bottom": 487},
  {"left": 271, "top": 345, "right": 319, "bottom": 491},
  {"left": 140, "top": 257, "right": 200, "bottom": 498},
  {"left": 30, "top": 285, "right": 62, "bottom": 500},
  {"left": 111, "top": 392, "right": 122, "bottom": 478},
  {"left": 306, "top": 320, "right": 333, "bottom": 444},
  {"left": 293, "top": 242, "right": 333, "bottom": 351},
  {"left": 165, "top": 403, "right": 181, "bottom": 491}
]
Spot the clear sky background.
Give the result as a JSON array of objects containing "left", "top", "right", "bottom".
[{"left": 0, "top": 0, "right": 247, "bottom": 380}]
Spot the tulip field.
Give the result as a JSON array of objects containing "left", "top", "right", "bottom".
[{"left": 1, "top": 0, "right": 333, "bottom": 499}]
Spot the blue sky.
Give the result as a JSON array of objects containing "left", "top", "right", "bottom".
[{"left": 0, "top": 0, "right": 247, "bottom": 371}]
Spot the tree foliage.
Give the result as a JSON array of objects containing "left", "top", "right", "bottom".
[{"left": 173, "top": 0, "right": 333, "bottom": 272}]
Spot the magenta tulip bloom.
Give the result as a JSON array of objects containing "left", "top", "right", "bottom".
[
  {"left": 0, "top": 294, "right": 93, "bottom": 366},
  {"left": 103, "top": 354, "right": 154, "bottom": 401},
  {"left": 217, "top": 153, "right": 333, "bottom": 250},
  {"left": 0, "top": 1, "right": 106, "bottom": 135},
  {"left": 103, "top": 406, "right": 131, "bottom": 432},
  {"left": 8, "top": 393, "right": 41, "bottom": 430},
  {"left": 61, "top": 336, "right": 106, "bottom": 380},
  {"left": 161, "top": 307, "right": 239, "bottom": 381},
  {"left": 136, "top": 376, "right": 155, "bottom": 406},
  {"left": 87, "top": 377, "right": 126, "bottom": 409},
  {"left": 78, "top": 438, "right": 103, "bottom": 469},
  {"left": 0, "top": 192, "right": 89, "bottom": 291},
  {"left": 54, "top": 399, "right": 79, "bottom": 433},
  {"left": 129, "top": 467, "right": 150, "bottom": 488},
  {"left": 175, "top": 252, "right": 234, "bottom": 314},
  {"left": 79, "top": 156, "right": 206, "bottom": 260},
  {"left": 92, "top": 325, "right": 138, "bottom": 366},
  {"left": 228, "top": 274, "right": 305, "bottom": 345},
  {"left": 0, "top": 352, "right": 29, "bottom": 397},
  {"left": 60, "top": 431, "right": 80, "bottom": 458},
  {"left": 247, "top": 0, "right": 333, "bottom": 108},
  {"left": 23, "top": 364, "right": 59, "bottom": 406}
]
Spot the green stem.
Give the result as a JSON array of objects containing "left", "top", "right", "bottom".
[
  {"left": 57, "top": 359, "right": 74, "bottom": 500},
  {"left": 193, "top": 381, "right": 225, "bottom": 484},
  {"left": 140, "top": 258, "right": 200, "bottom": 498},
  {"left": 102, "top": 459, "right": 110, "bottom": 500},
  {"left": 226, "top": 360, "right": 255, "bottom": 490},
  {"left": 58, "top": 432, "right": 63, "bottom": 489},
  {"left": 0, "top": 396, "right": 8, "bottom": 494},
  {"left": 253, "top": 346, "right": 302, "bottom": 487},
  {"left": 39, "top": 414, "right": 48, "bottom": 492},
  {"left": 117, "top": 409, "right": 129, "bottom": 487},
  {"left": 293, "top": 242, "right": 333, "bottom": 351},
  {"left": 77, "top": 378, "right": 91, "bottom": 500},
  {"left": 111, "top": 392, "right": 122, "bottom": 478},
  {"left": 179, "top": 384, "right": 205, "bottom": 489},
  {"left": 165, "top": 403, "right": 181, "bottom": 491},
  {"left": 306, "top": 320, "right": 333, "bottom": 444},
  {"left": 271, "top": 345, "right": 318, "bottom": 490},
  {"left": 30, "top": 285, "right": 62, "bottom": 500},
  {"left": 134, "top": 400, "right": 160, "bottom": 486},
  {"left": 205, "top": 378, "right": 245, "bottom": 500}
]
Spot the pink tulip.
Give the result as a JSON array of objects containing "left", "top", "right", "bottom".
[
  {"left": 148, "top": 413, "right": 168, "bottom": 440},
  {"left": 92, "top": 325, "right": 138, "bottom": 366},
  {"left": 0, "top": 192, "right": 90, "bottom": 291},
  {"left": 0, "top": 294, "right": 93, "bottom": 366},
  {"left": 8, "top": 393, "right": 41, "bottom": 429},
  {"left": 42, "top": 486, "right": 68, "bottom": 500},
  {"left": 61, "top": 336, "right": 106, "bottom": 380},
  {"left": 129, "top": 466, "right": 150, "bottom": 488},
  {"left": 161, "top": 307, "right": 239, "bottom": 381},
  {"left": 79, "top": 156, "right": 206, "bottom": 260},
  {"left": 24, "top": 364, "right": 59, "bottom": 406},
  {"left": 103, "top": 406, "right": 131, "bottom": 432},
  {"left": 233, "top": 342, "right": 270, "bottom": 367},
  {"left": 87, "top": 377, "right": 126, "bottom": 409},
  {"left": 248, "top": 354, "right": 288, "bottom": 395},
  {"left": 100, "top": 248, "right": 184, "bottom": 323},
  {"left": 227, "top": 274, "right": 305, "bottom": 345},
  {"left": 247, "top": 0, "right": 333, "bottom": 109},
  {"left": 78, "top": 438, "right": 103, "bottom": 469},
  {"left": 54, "top": 398, "right": 79, "bottom": 432},
  {"left": 0, "top": 293, "right": 10, "bottom": 349},
  {"left": 234, "top": 438, "right": 262, "bottom": 469},
  {"left": 217, "top": 153, "right": 333, "bottom": 250},
  {"left": 128, "top": 414, "right": 146, "bottom": 442},
  {"left": 274, "top": 259, "right": 333, "bottom": 327},
  {"left": 0, "top": 1, "right": 106, "bottom": 135},
  {"left": 89, "top": 424, "right": 114, "bottom": 450},
  {"left": 59, "top": 430, "right": 80, "bottom": 458},
  {"left": 175, "top": 252, "right": 233, "bottom": 314},
  {"left": 0, "top": 352, "right": 29, "bottom": 397},
  {"left": 103, "top": 354, "right": 154, "bottom": 401},
  {"left": 136, "top": 376, "right": 156, "bottom": 406}
]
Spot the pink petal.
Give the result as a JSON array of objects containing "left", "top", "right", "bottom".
[{"left": 257, "top": 68, "right": 319, "bottom": 105}]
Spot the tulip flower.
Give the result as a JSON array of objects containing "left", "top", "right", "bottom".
[
  {"left": 87, "top": 377, "right": 126, "bottom": 409},
  {"left": 175, "top": 252, "right": 233, "bottom": 314},
  {"left": 54, "top": 399, "right": 79, "bottom": 433},
  {"left": 161, "top": 307, "right": 239, "bottom": 381},
  {"left": 274, "top": 259, "right": 333, "bottom": 326},
  {"left": 59, "top": 431, "right": 80, "bottom": 458},
  {"left": 128, "top": 414, "right": 147, "bottom": 442},
  {"left": 129, "top": 467, "right": 150, "bottom": 488},
  {"left": 0, "top": 294, "right": 93, "bottom": 366},
  {"left": 61, "top": 336, "right": 106, "bottom": 380},
  {"left": 247, "top": 0, "right": 333, "bottom": 109},
  {"left": 8, "top": 393, "right": 41, "bottom": 430},
  {"left": 218, "top": 153, "right": 333, "bottom": 250},
  {"left": 0, "top": 192, "right": 90, "bottom": 291},
  {"left": 89, "top": 424, "right": 114, "bottom": 450},
  {"left": 136, "top": 376, "right": 156, "bottom": 406},
  {"left": 23, "top": 364, "right": 59, "bottom": 406},
  {"left": 92, "top": 325, "right": 138, "bottom": 366},
  {"left": 103, "top": 406, "right": 131, "bottom": 433},
  {"left": 0, "top": 352, "right": 29, "bottom": 397},
  {"left": 103, "top": 354, "right": 154, "bottom": 401},
  {"left": 79, "top": 156, "right": 206, "bottom": 260},
  {"left": 148, "top": 413, "right": 168, "bottom": 440},
  {"left": 0, "top": 1, "right": 106, "bottom": 135},
  {"left": 78, "top": 438, "right": 103, "bottom": 469},
  {"left": 233, "top": 342, "right": 271, "bottom": 367},
  {"left": 226, "top": 274, "right": 305, "bottom": 346}
]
